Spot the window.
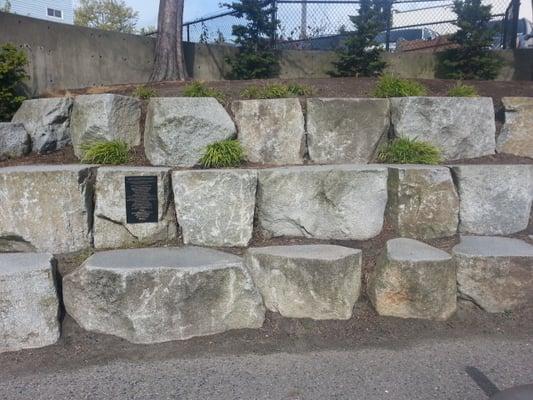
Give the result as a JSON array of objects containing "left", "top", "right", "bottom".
[{"left": 47, "top": 8, "right": 63, "bottom": 19}]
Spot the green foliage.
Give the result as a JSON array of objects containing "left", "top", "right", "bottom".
[
  {"left": 373, "top": 74, "right": 427, "bottom": 97},
  {"left": 182, "top": 81, "right": 226, "bottom": 104},
  {"left": 0, "top": 43, "right": 28, "bottom": 121},
  {"left": 133, "top": 85, "right": 157, "bottom": 99},
  {"left": 436, "top": 0, "right": 502, "bottom": 80},
  {"left": 447, "top": 82, "right": 478, "bottom": 97},
  {"left": 240, "top": 83, "right": 313, "bottom": 99},
  {"left": 200, "top": 140, "right": 245, "bottom": 168},
  {"left": 329, "top": 0, "right": 388, "bottom": 77},
  {"left": 378, "top": 137, "right": 442, "bottom": 165},
  {"left": 74, "top": 0, "right": 139, "bottom": 33},
  {"left": 81, "top": 140, "right": 131, "bottom": 165},
  {"left": 223, "top": 0, "right": 280, "bottom": 80}
]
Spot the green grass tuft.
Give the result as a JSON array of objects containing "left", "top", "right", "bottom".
[
  {"left": 447, "top": 82, "right": 478, "bottom": 97},
  {"left": 81, "top": 140, "right": 131, "bottom": 165},
  {"left": 182, "top": 81, "right": 226, "bottom": 104},
  {"left": 240, "top": 83, "right": 313, "bottom": 99},
  {"left": 373, "top": 74, "right": 427, "bottom": 98},
  {"left": 200, "top": 140, "right": 245, "bottom": 168},
  {"left": 133, "top": 85, "right": 157, "bottom": 99},
  {"left": 378, "top": 137, "right": 442, "bottom": 165}
]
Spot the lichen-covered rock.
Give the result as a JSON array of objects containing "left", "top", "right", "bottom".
[
  {"left": 307, "top": 98, "right": 390, "bottom": 164},
  {"left": 387, "top": 166, "right": 459, "bottom": 239},
  {"left": 453, "top": 236, "right": 533, "bottom": 312},
  {"left": 245, "top": 245, "right": 362, "bottom": 320},
  {"left": 368, "top": 238, "right": 456, "bottom": 320},
  {"left": 390, "top": 97, "right": 496, "bottom": 160},
  {"left": 70, "top": 94, "right": 141, "bottom": 158},
  {"left": 232, "top": 98, "right": 305, "bottom": 165},
  {"left": 497, "top": 97, "right": 533, "bottom": 158},
  {"left": 257, "top": 165, "right": 388, "bottom": 240},
  {"left": 0, "top": 253, "right": 59, "bottom": 353},
  {"left": 172, "top": 169, "right": 256, "bottom": 247},
  {"left": 0, "top": 165, "right": 95, "bottom": 253},
  {"left": 93, "top": 167, "right": 177, "bottom": 250},
  {"left": 12, "top": 97, "right": 73, "bottom": 153},
  {"left": 451, "top": 165, "right": 533, "bottom": 235},
  {"left": 0, "top": 123, "right": 30, "bottom": 161},
  {"left": 144, "top": 97, "right": 236, "bottom": 167},
  {"left": 63, "top": 247, "right": 265, "bottom": 344}
]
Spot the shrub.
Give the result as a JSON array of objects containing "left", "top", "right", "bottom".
[
  {"left": 378, "top": 137, "right": 442, "bottom": 165},
  {"left": 0, "top": 43, "right": 28, "bottom": 121},
  {"left": 373, "top": 75, "right": 427, "bottom": 98},
  {"left": 134, "top": 85, "right": 157, "bottom": 99},
  {"left": 81, "top": 140, "right": 130, "bottom": 165},
  {"left": 183, "top": 81, "right": 226, "bottom": 104},
  {"left": 200, "top": 140, "right": 244, "bottom": 168},
  {"left": 240, "top": 83, "right": 313, "bottom": 99},
  {"left": 447, "top": 82, "right": 478, "bottom": 97}
]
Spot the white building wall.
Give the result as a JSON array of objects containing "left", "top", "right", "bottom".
[{"left": 1, "top": 0, "right": 74, "bottom": 24}]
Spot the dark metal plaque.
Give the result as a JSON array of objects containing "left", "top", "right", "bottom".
[{"left": 125, "top": 176, "right": 158, "bottom": 224}]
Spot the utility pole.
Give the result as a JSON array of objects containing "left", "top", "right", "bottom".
[{"left": 300, "top": 0, "right": 307, "bottom": 40}]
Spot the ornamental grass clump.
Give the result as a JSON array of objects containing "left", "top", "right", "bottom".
[
  {"left": 200, "top": 139, "right": 244, "bottom": 168},
  {"left": 133, "top": 85, "right": 157, "bottom": 99},
  {"left": 447, "top": 82, "right": 478, "bottom": 97},
  {"left": 182, "top": 81, "right": 226, "bottom": 104},
  {"left": 81, "top": 140, "right": 131, "bottom": 165},
  {"left": 240, "top": 83, "right": 313, "bottom": 99},
  {"left": 378, "top": 137, "right": 442, "bottom": 165},
  {"left": 373, "top": 74, "right": 427, "bottom": 98}
]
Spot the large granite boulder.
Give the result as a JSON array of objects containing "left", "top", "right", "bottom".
[
  {"left": 144, "top": 97, "right": 236, "bottom": 167},
  {"left": 453, "top": 236, "right": 533, "bottom": 312},
  {"left": 368, "top": 238, "right": 456, "bottom": 320},
  {"left": 451, "top": 165, "right": 533, "bottom": 235},
  {"left": 307, "top": 98, "right": 390, "bottom": 164},
  {"left": 172, "top": 169, "right": 256, "bottom": 247},
  {"left": 390, "top": 97, "right": 496, "bottom": 160},
  {"left": 12, "top": 97, "right": 72, "bottom": 153},
  {"left": 232, "top": 98, "right": 305, "bottom": 165},
  {"left": 70, "top": 94, "right": 141, "bottom": 158},
  {"left": 93, "top": 167, "right": 178, "bottom": 249},
  {"left": 257, "top": 165, "right": 388, "bottom": 240},
  {"left": 497, "top": 97, "right": 533, "bottom": 158},
  {"left": 387, "top": 166, "right": 459, "bottom": 239},
  {"left": 63, "top": 247, "right": 265, "bottom": 344},
  {"left": 245, "top": 245, "right": 362, "bottom": 320},
  {"left": 0, "top": 165, "right": 95, "bottom": 253},
  {"left": 0, "top": 253, "right": 60, "bottom": 353},
  {"left": 0, "top": 122, "right": 30, "bottom": 161}
]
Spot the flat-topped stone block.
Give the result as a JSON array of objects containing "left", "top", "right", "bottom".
[
  {"left": 245, "top": 245, "right": 362, "bottom": 320},
  {"left": 257, "top": 164, "right": 388, "bottom": 240},
  {"left": 0, "top": 253, "right": 59, "bottom": 353},
  {"left": 93, "top": 166, "right": 177, "bottom": 249},
  {"left": 497, "top": 97, "right": 533, "bottom": 158},
  {"left": 453, "top": 236, "right": 533, "bottom": 312},
  {"left": 307, "top": 98, "right": 390, "bottom": 164},
  {"left": 144, "top": 97, "right": 236, "bottom": 167},
  {"left": 0, "top": 165, "right": 95, "bottom": 253},
  {"left": 368, "top": 238, "right": 456, "bottom": 320},
  {"left": 0, "top": 122, "right": 30, "bottom": 161},
  {"left": 63, "top": 247, "right": 265, "bottom": 344},
  {"left": 172, "top": 169, "right": 256, "bottom": 247}
]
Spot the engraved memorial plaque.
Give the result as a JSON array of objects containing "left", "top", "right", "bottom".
[{"left": 125, "top": 176, "right": 158, "bottom": 224}]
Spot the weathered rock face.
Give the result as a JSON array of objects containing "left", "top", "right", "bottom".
[
  {"left": 368, "top": 238, "right": 456, "bottom": 320},
  {"left": 232, "top": 99, "right": 305, "bottom": 165},
  {"left": 144, "top": 97, "right": 236, "bottom": 167},
  {"left": 0, "top": 123, "right": 30, "bottom": 161},
  {"left": 0, "top": 253, "right": 60, "bottom": 353},
  {"left": 451, "top": 165, "right": 533, "bottom": 235},
  {"left": 93, "top": 167, "right": 177, "bottom": 250},
  {"left": 387, "top": 166, "right": 459, "bottom": 239},
  {"left": 497, "top": 97, "right": 533, "bottom": 158},
  {"left": 307, "top": 98, "right": 390, "bottom": 164},
  {"left": 12, "top": 97, "right": 73, "bottom": 153},
  {"left": 70, "top": 94, "right": 141, "bottom": 158},
  {"left": 390, "top": 97, "right": 496, "bottom": 160},
  {"left": 245, "top": 245, "right": 362, "bottom": 320},
  {"left": 257, "top": 165, "right": 388, "bottom": 240},
  {"left": 63, "top": 247, "right": 265, "bottom": 344},
  {"left": 172, "top": 169, "right": 256, "bottom": 247},
  {"left": 0, "top": 165, "right": 95, "bottom": 253},
  {"left": 453, "top": 236, "right": 533, "bottom": 312}
]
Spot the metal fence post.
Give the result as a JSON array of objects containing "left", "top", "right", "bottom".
[
  {"left": 271, "top": 0, "right": 278, "bottom": 46},
  {"left": 510, "top": 0, "right": 521, "bottom": 49},
  {"left": 186, "top": 24, "right": 190, "bottom": 42},
  {"left": 385, "top": 0, "right": 393, "bottom": 51}
]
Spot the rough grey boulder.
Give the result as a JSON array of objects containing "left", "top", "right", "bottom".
[
  {"left": 0, "top": 253, "right": 59, "bottom": 353},
  {"left": 93, "top": 167, "right": 178, "bottom": 250},
  {"left": 0, "top": 165, "right": 95, "bottom": 253},
  {"left": 0, "top": 122, "right": 30, "bottom": 161},
  {"left": 453, "top": 236, "right": 533, "bottom": 312},
  {"left": 70, "top": 94, "right": 141, "bottom": 158},
  {"left": 368, "top": 238, "right": 456, "bottom": 320},
  {"left": 257, "top": 165, "right": 388, "bottom": 240},
  {"left": 144, "top": 97, "right": 236, "bottom": 167},
  {"left": 232, "top": 98, "right": 305, "bottom": 165},
  {"left": 451, "top": 165, "right": 533, "bottom": 235},
  {"left": 497, "top": 97, "right": 533, "bottom": 158},
  {"left": 172, "top": 169, "right": 257, "bottom": 247},
  {"left": 307, "top": 98, "right": 390, "bottom": 164},
  {"left": 63, "top": 247, "right": 265, "bottom": 344},
  {"left": 245, "top": 245, "right": 362, "bottom": 320},
  {"left": 390, "top": 97, "right": 496, "bottom": 160},
  {"left": 12, "top": 97, "right": 72, "bottom": 153},
  {"left": 387, "top": 166, "right": 459, "bottom": 239}
]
